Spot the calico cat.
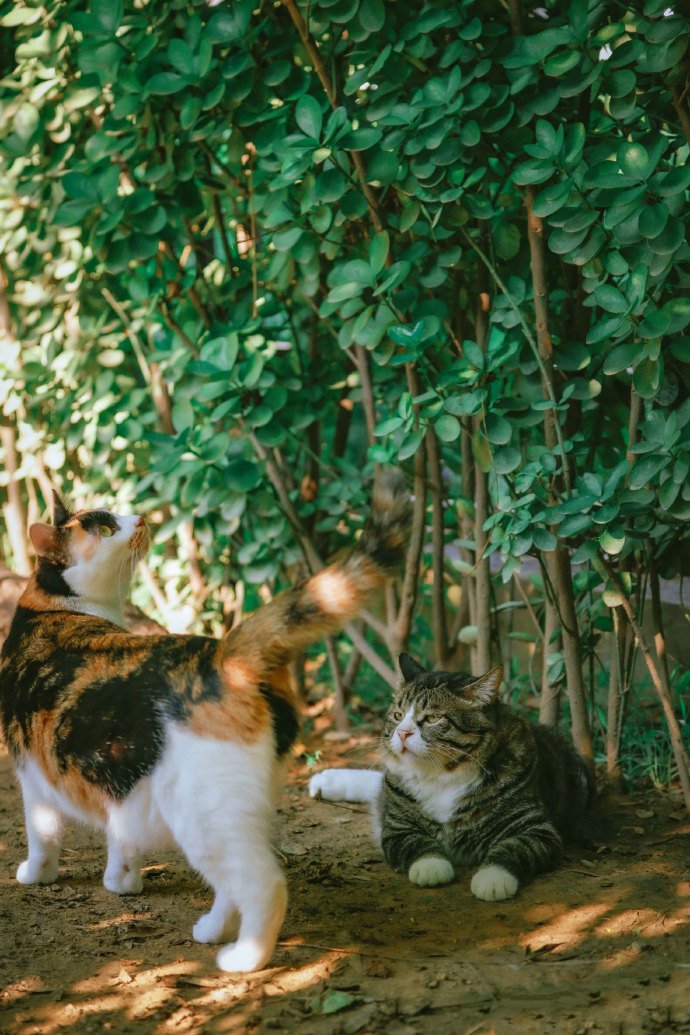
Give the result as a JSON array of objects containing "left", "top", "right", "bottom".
[
  {"left": 0, "top": 474, "right": 409, "bottom": 972},
  {"left": 310, "top": 653, "right": 593, "bottom": 901}
]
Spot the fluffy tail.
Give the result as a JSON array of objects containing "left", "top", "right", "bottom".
[{"left": 222, "top": 470, "right": 410, "bottom": 673}]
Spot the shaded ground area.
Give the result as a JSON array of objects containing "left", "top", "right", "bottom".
[{"left": 1, "top": 735, "right": 689, "bottom": 1035}]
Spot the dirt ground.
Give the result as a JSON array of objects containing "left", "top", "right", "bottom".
[{"left": 1, "top": 732, "right": 689, "bottom": 1035}]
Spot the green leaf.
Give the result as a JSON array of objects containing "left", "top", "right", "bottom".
[
  {"left": 472, "top": 431, "right": 492, "bottom": 472},
  {"left": 92, "top": 0, "right": 123, "bottom": 33},
  {"left": 148, "top": 72, "right": 188, "bottom": 95},
  {"left": 367, "top": 151, "right": 399, "bottom": 184},
  {"left": 633, "top": 357, "right": 660, "bottom": 399},
  {"left": 225, "top": 458, "right": 260, "bottom": 492},
  {"left": 603, "top": 343, "right": 642, "bottom": 375},
  {"left": 315, "top": 168, "right": 347, "bottom": 202},
  {"left": 599, "top": 529, "right": 625, "bottom": 555},
  {"left": 370, "top": 231, "right": 389, "bottom": 276},
  {"left": 320, "top": 991, "right": 359, "bottom": 1016},
  {"left": 532, "top": 179, "right": 572, "bottom": 217},
  {"left": 168, "top": 38, "right": 196, "bottom": 76},
  {"left": 207, "top": 6, "right": 252, "bottom": 43},
  {"left": 586, "top": 316, "right": 623, "bottom": 345},
  {"left": 359, "top": 0, "right": 385, "bottom": 32},
  {"left": 494, "top": 222, "right": 520, "bottom": 260},
  {"left": 661, "top": 298, "right": 690, "bottom": 334},
  {"left": 295, "top": 95, "right": 323, "bottom": 140},
  {"left": 638, "top": 203, "right": 669, "bottom": 239},
  {"left": 629, "top": 453, "right": 667, "bottom": 489},
  {"left": 657, "top": 166, "right": 690, "bottom": 196},
  {"left": 374, "top": 415, "right": 405, "bottom": 437},
  {"left": 434, "top": 414, "right": 461, "bottom": 442},
  {"left": 533, "top": 527, "right": 557, "bottom": 552},
  {"left": 593, "top": 284, "right": 628, "bottom": 314},
  {"left": 398, "top": 427, "right": 425, "bottom": 461},
  {"left": 617, "top": 142, "right": 649, "bottom": 179},
  {"left": 493, "top": 445, "right": 521, "bottom": 474}
]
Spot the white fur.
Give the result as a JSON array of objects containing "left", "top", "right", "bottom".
[
  {"left": 63, "top": 513, "right": 143, "bottom": 626},
  {"left": 389, "top": 764, "right": 481, "bottom": 824},
  {"left": 17, "top": 725, "right": 287, "bottom": 973},
  {"left": 470, "top": 864, "right": 519, "bottom": 901},
  {"left": 309, "top": 768, "right": 383, "bottom": 803},
  {"left": 408, "top": 855, "right": 455, "bottom": 887}
]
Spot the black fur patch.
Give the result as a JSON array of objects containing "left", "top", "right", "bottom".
[
  {"left": 35, "top": 558, "right": 76, "bottom": 597},
  {"left": 260, "top": 683, "right": 299, "bottom": 756},
  {"left": 54, "top": 678, "right": 165, "bottom": 799}
]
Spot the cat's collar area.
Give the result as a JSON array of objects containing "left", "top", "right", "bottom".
[{"left": 62, "top": 597, "right": 127, "bottom": 628}]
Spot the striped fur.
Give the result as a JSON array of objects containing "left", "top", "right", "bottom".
[
  {"left": 312, "top": 652, "right": 592, "bottom": 901},
  {"left": 0, "top": 474, "right": 409, "bottom": 970}
]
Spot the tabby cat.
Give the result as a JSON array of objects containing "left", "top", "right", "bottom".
[
  {"left": 310, "top": 653, "right": 592, "bottom": 900},
  {"left": 0, "top": 474, "right": 409, "bottom": 972}
]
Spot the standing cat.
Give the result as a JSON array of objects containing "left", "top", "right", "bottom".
[
  {"left": 310, "top": 653, "right": 593, "bottom": 900},
  {"left": 0, "top": 474, "right": 409, "bottom": 971}
]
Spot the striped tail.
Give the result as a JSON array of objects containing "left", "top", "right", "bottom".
[{"left": 222, "top": 470, "right": 410, "bottom": 673}]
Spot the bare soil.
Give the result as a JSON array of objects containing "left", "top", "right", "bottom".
[{"left": 1, "top": 733, "right": 689, "bottom": 1035}]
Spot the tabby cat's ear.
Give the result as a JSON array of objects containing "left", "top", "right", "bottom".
[
  {"left": 51, "top": 490, "right": 71, "bottom": 527},
  {"left": 456, "top": 666, "right": 503, "bottom": 707},
  {"left": 399, "top": 653, "right": 427, "bottom": 683},
  {"left": 29, "top": 523, "right": 58, "bottom": 558}
]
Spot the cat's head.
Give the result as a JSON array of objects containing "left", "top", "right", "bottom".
[
  {"left": 29, "top": 491, "right": 149, "bottom": 609},
  {"left": 381, "top": 652, "right": 504, "bottom": 776}
]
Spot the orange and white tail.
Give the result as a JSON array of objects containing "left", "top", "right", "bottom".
[{"left": 222, "top": 470, "right": 410, "bottom": 673}]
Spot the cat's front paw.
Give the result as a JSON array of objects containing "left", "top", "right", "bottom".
[
  {"left": 470, "top": 864, "right": 518, "bottom": 901},
  {"left": 408, "top": 855, "right": 455, "bottom": 887},
  {"left": 16, "top": 858, "right": 59, "bottom": 885}
]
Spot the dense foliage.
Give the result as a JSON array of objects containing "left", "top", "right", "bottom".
[{"left": 1, "top": 0, "right": 689, "bottom": 789}]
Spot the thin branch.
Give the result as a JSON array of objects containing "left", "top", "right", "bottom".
[
  {"left": 596, "top": 557, "right": 690, "bottom": 811},
  {"left": 280, "top": 0, "right": 384, "bottom": 233}
]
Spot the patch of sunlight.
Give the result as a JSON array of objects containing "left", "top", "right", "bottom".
[
  {"left": 519, "top": 902, "right": 610, "bottom": 952},
  {"left": 2, "top": 975, "right": 47, "bottom": 1006},
  {"left": 86, "top": 910, "right": 156, "bottom": 933}
]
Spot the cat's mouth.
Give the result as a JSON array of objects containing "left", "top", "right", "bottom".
[{"left": 129, "top": 521, "right": 150, "bottom": 559}]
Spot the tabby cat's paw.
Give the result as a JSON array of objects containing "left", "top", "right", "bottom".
[
  {"left": 408, "top": 855, "right": 455, "bottom": 887},
  {"left": 16, "top": 858, "right": 59, "bottom": 885},
  {"left": 470, "top": 864, "right": 518, "bottom": 901}
]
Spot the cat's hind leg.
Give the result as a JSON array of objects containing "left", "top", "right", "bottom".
[
  {"left": 16, "top": 761, "right": 63, "bottom": 885},
  {"left": 104, "top": 779, "right": 171, "bottom": 895},
  {"left": 154, "top": 728, "right": 287, "bottom": 973}
]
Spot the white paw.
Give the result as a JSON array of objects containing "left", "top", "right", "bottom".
[
  {"left": 470, "top": 864, "right": 519, "bottom": 901},
  {"left": 16, "top": 858, "right": 58, "bottom": 885},
  {"left": 309, "top": 770, "right": 350, "bottom": 801},
  {"left": 216, "top": 938, "right": 272, "bottom": 973},
  {"left": 193, "top": 908, "right": 239, "bottom": 944},
  {"left": 103, "top": 866, "right": 144, "bottom": 895},
  {"left": 408, "top": 855, "right": 455, "bottom": 887}
]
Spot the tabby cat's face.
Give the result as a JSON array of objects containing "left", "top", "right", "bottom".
[
  {"left": 381, "top": 654, "right": 504, "bottom": 776},
  {"left": 29, "top": 493, "right": 149, "bottom": 605}
]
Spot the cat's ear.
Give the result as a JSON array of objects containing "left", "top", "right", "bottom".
[
  {"left": 52, "top": 490, "right": 71, "bottom": 527},
  {"left": 456, "top": 666, "right": 503, "bottom": 707},
  {"left": 399, "top": 653, "right": 427, "bottom": 683},
  {"left": 30, "top": 523, "right": 58, "bottom": 558}
]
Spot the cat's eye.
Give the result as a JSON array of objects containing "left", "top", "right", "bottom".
[
  {"left": 99, "top": 525, "right": 114, "bottom": 538},
  {"left": 424, "top": 714, "right": 442, "bottom": 724},
  {"left": 392, "top": 709, "right": 403, "bottom": 721}
]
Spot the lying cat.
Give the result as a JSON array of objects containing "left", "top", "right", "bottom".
[
  {"left": 0, "top": 475, "right": 409, "bottom": 971},
  {"left": 310, "top": 652, "right": 593, "bottom": 901}
]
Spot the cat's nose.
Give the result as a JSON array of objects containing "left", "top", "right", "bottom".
[{"left": 398, "top": 728, "right": 412, "bottom": 743}]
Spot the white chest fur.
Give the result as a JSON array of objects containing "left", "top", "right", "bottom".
[{"left": 397, "top": 768, "right": 481, "bottom": 824}]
